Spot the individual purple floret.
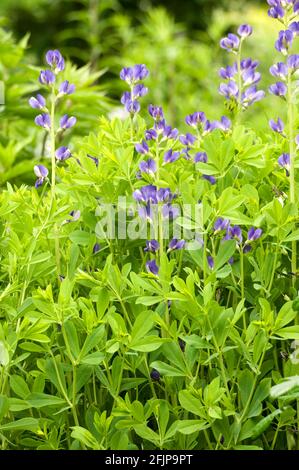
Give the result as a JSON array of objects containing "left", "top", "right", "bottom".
[
  {"left": 203, "top": 175, "right": 216, "bottom": 185},
  {"left": 219, "top": 64, "right": 238, "bottom": 80},
  {"left": 146, "top": 259, "right": 159, "bottom": 275},
  {"left": 287, "top": 54, "right": 299, "bottom": 71},
  {"left": 270, "top": 62, "right": 288, "bottom": 80},
  {"left": 59, "top": 80, "right": 75, "bottom": 95},
  {"left": 150, "top": 369, "right": 160, "bottom": 381},
  {"left": 34, "top": 164, "right": 48, "bottom": 188},
  {"left": 215, "top": 116, "right": 232, "bottom": 132},
  {"left": 220, "top": 34, "right": 240, "bottom": 52},
  {"left": 247, "top": 227, "right": 263, "bottom": 242},
  {"left": 269, "top": 82, "right": 288, "bottom": 97},
  {"left": 242, "top": 86, "right": 265, "bottom": 107},
  {"left": 29, "top": 94, "right": 46, "bottom": 110},
  {"left": 148, "top": 105, "right": 164, "bottom": 121},
  {"left": 163, "top": 125, "right": 179, "bottom": 140},
  {"left": 219, "top": 81, "right": 239, "bottom": 100},
  {"left": 269, "top": 118, "right": 285, "bottom": 134},
  {"left": 179, "top": 133, "right": 197, "bottom": 146},
  {"left": 135, "top": 140, "right": 149, "bottom": 155},
  {"left": 290, "top": 22, "right": 299, "bottom": 35},
  {"left": 214, "top": 218, "right": 230, "bottom": 232},
  {"left": 238, "top": 24, "right": 253, "bottom": 38},
  {"left": 39, "top": 70, "right": 55, "bottom": 85},
  {"left": 194, "top": 152, "right": 208, "bottom": 163},
  {"left": 139, "top": 159, "right": 157, "bottom": 174},
  {"left": 207, "top": 256, "right": 214, "bottom": 269},
  {"left": 185, "top": 112, "right": 206, "bottom": 127},
  {"left": 120, "top": 64, "right": 149, "bottom": 84},
  {"left": 275, "top": 30, "right": 293, "bottom": 55},
  {"left": 278, "top": 152, "right": 291, "bottom": 175},
  {"left": 229, "top": 225, "right": 243, "bottom": 243},
  {"left": 46, "top": 49, "right": 65, "bottom": 72},
  {"left": 60, "top": 114, "right": 77, "bottom": 130},
  {"left": 164, "top": 149, "right": 180, "bottom": 164},
  {"left": 144, "top": 240, "right": 160, "bottom": 252},
  {"left": 35, "top": 113, "right": 51, "bottom": 130},
  {"left": 145, "top": 129, "right": 158, "bottom": 141},
  {"left": 56, "top": 146, "right": 72, "bottom": 161},
  {"left": 168, "top": 238, "right": 186, "bottom": 251}
]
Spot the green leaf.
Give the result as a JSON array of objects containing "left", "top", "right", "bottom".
[
  {"left": 27, "top": 393, "right": 66, "bottom": 408},
  {"left": 214, "top": 240, "right": 236, "bottom": 271},
  {"left": 0, "top": 418, "right": 39, "bottom": 432},
  {"left": 179, "top": 390, "right": 204, "bottom": 417},
  {"left": 10, "top": 375, "right": 30, "bottom": 399},
  {"left": 150, "top": 361, "right": 186, "bottom": 377},
  {"left": 80, "top": 351, "right": 105, "bottom": 365},
  {"left": 71, "top": 426, "right": 100, "bottom": 449},
  {"left": 69, "top": 231, "right": 92, "bottom": 246},
  {"left": 270, "top": 376, "right": 299, "bottom": 398}
]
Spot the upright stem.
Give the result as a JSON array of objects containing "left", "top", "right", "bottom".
[
  {"left": 287, "top": 69, "right": 296, "bottom": 284},
  {"left": 50, "top": 85, "right": 56, "bottom": 197}
]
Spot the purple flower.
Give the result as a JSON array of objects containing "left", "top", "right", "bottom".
[
  {"left": 204, "top": 121, "right": 219, "bottom": 135},
  {"left": 215, "top": 116, "right": 232, "bottom": 132},
  {"left": 219, "top": 64, "right": 238, "bottom": 80},
  {"left": 179, "top": 133, "right": 196, "bottom": 146},
  {"left": 93, "top": 243, "right": 101, "bottom": 254},
  {"left": 56, "top": 146, "right": 72, "bottom": 161},
  {"left": 275, "top": 30, "right": 293, "bottom": 55},
  {"left": 207, "top": 256, "right": 214, "bottom": 269},
  {"left": 214, "top": 218, "right": 230, "bottom": 232},
  {"left": 125, "top": 100, "right": 141, "bottom": 114},
  {"left": 287, "top": 54, "right": 299, "bottom": 72},
  {"left": 230, "top": 225, "right": 243, "bottom": 243},
  {"left": 219, "top": 81, "right": 239, "bottom": 100},
  {"left": 242, "top": 69, "right": 261, "bottom": 87},
  {"left": 148, "top": 105, "right": 164, "bottom": 121},
  {"left": 35, "top": 113, "right": 51, "bottom": 130},
  {"left": 269, "top": 82, "right": 287, "bottom": 97},
  {"left": 164, "top": 149, "right": 180, "bottom": 164},
  {"left": 145, "top": 129, "right": 158, "bottom": 141},
  {"left": 139, "top": 159, "right": 156, "bottom": 174},
  {"left": 133, "top": 185, "right": 158, "bottom": 204},
  {"left": 268, "top": 5, "right": 285, "bottom": 18},
  {"left": 146, "top": 260, "right": 159, "bottom": 275},
  {"left": 290, "top": 22, "right": 299, "bottom": 36},
  {"left": 278, "top": 152, "right": 290, "bottom": 175},
  {"left": 247, "top": 227, "right": 263, "bottom": 242},
  {"left": 270, "top": 62, "right": 288, "bottom": 80},
  {"left": 150, "top": 369, "right": 160, "bottom": 381},
  {"left": 162, "top": 204, "right": 180, "bottom": 220},
  {"left": 168, "top": 238, "right": 186, "bottom": 251},
  {"left": 29, "top": 94, "right": 46, "bottom": 110},
  {"left": 185, "top": 112, "right": 206, "bottom": 127},
  {"left": 238, "top": 24, "right": 253, "bottom": 38},
  {"left": 39, "top": 70, "right": 55, "bottom": 85},
  {"left": 135, "top": 140, "right": 149, "bottom": 155},
  {"left": 241, "top": 58, "right": 259, "bottom": 71},
  {"left": 269, "top": 117, "right": 285, "bottom": 134},
  {"left": 133, "top": 84, "right": 148, "bottom": 98},
  {"left": 34, "top": 164, "right": 48, "bottom": 188},
  {"left": 120, "top": 64, "right": 149, "bottom": 84},
  {"left": 203, "top": 175, "right": 216, "bottom": 185},
  {"left": 242, "top": 86, "right": 265, "bottom": 106},
  {"left": 243, "top": 245, "right": 252, "bottom": 254},
  {"left": 45, "top": 49, "right": 65, "bottom": 72},
  {"left": 195, "top": 152, "right": 208, "bottom": 163},
  {"left": 59, "top": 80, "right": 75, "bottom": 95},
  {"left": 144, "top": 240, "right": 159, "bottom": 252},
  {"left": 220, "top": 34, "right": 240, "bottom": 52},
  {"left": 163, "top": 125, "right": 179, "bottom": 140},
  {"left": 60, "top": 114, "right": 77, "bottom": 130}
]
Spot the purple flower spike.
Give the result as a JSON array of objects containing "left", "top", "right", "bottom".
[
  {"left": 139, "top": 159, "right": 157, "bottom": 174},
  {"left": 35, "top": 113, "right": 51, "bottom": 130},
  {"left": 29, "top": 94, "right": 46, "bottom": 110},
  {"left": 60, "top": 114, "right": 77, "bottom": 130},
  {"left": 146, "top": 259, "right": 159, "bottom": 275},
  {"left": 164, "top": 149, "right": 180, "bottom": 164},
  {"left": 135, "top": 140, "right": 149, "bottom": 155},
  {"left": 39, "top": 70, "right": 55, "bottom": 85},
  {"left": 185, "top": 111, "right": 206, "bottom": 127},
  {"left": 220, "top": 34, "right": 240, "bottom": 52},
  {"left": 59, "top": 80, "right": 75, "bottom": 95},
  {"left": 168, "top": 238, "right": 186, "bottom": 251},
  {"left": 179, "top": 133, "right": 196, "bottom": 146},
  {"left": 148, "top": 105, "right": 164, "bottom": 121},
  {"left": 269, "top": 118, "right": 285, "bottom": 134},
  {"left": 269, "top": 82, "right": 287, "bottom": 97},
  {"left": 34, "top": 164, "right": 48, "bottom": 188},
  {"left": 278, "top": 152, "right": 290, "bottom": 175},
  {"left": 214, "top": 217, "right": 230, "bottom": 232},
  {"left": 56, "top": 146, "right": 72, "bottom": 161},
  {"left": 238, "top": 24, "right": 253, "bottom": 38},
  {"left": 203, "top": 175, "right": 216, "bottom": 185},
  {"left": 270, "top": 62, "right": 288, "bottom": 80},
  {"left": 207, "top": 256, "right": 214, "bottom": 269},
  {"left": 46, "top": 50, "right": 65, "bottom": 72},
  {"left": 194, "top": 152, "right": 208, "bottom": 163},
  {"left": 247, "top": 227, "right": 263, "bottom": 242},
  {"left": 144, "top": 240, "right": 160, "bottom": 253}
]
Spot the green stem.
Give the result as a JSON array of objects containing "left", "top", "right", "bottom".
[
  {"left": 239, "top": 249, "right": 246, "bottom": 329},
  {"left": 287, "top": 69, "right": 296, "bottom": 285}
]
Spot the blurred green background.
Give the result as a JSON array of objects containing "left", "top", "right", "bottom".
[{"left": 0, "top": 0, "right": 285, "bottom": 185}]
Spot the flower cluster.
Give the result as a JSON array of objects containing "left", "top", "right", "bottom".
[
  {"left": 267, "top": 0, "right": 299, "bottom": 19},
  {"left": 120, "top": 64, "right": 149, "bottom": 114},
  {"left": 219, "top": 26, "right": 265, "bottom": 112},
  {"left": 29, "top": 49, "right": 76, "bottom": 188}
]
